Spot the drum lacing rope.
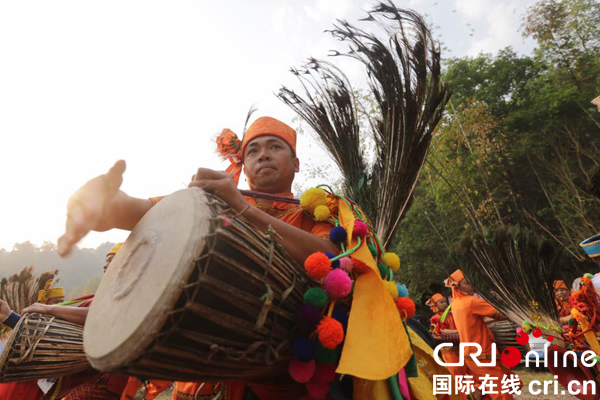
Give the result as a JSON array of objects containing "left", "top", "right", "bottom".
[
  {"left": 255, "top": 225, "right": 281, "bottom": 330},
  {"left": 19, "top": 314, "right": 54, "bottom": 364}
]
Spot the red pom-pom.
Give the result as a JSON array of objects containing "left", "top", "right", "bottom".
[
  {"left": 316, "top": 316, "right": 344, "bottom": 349},
  {"left": 352, "top": 258, "right": 370, "bottom": 275},
  {"left": 313, "top": 363, "right": 337, "bottom": 383},
  {"left": 289, "top": 358, "right": 316, "bottom": 383},
  {"left": 353, "top": 221, "right": 368, "bottom": 238},
  {"left": 305, "top": 252, "right": 332, "bottom": 281},
  {"left": 395, "top": 297, "right": 416, "bottom": 319},
  {"left": 323, "top": 269, "right": 352, "bottom": 299},
  {"left": 306, "top": 380, "right": 330, "bottom": 399}
]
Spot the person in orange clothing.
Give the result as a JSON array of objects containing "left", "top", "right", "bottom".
[
  {"left": 445, "top": 270, "right": 522, "bottom": 400},
  {"left": 427, "top": 293, "right": 468, "bottom": 400},
  {"left": 554, "top": 280, "right": 573, "bottom": 325},
  {"left": 58, "top": 117, "right": 339, "bottom": 400}
]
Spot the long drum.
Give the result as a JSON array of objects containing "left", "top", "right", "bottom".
[
  {"left": 84, "top": 188, "right": 312, "bottom": 382},
  {"left": 0, "top": 313, "right": 90, "bottom": 382}
]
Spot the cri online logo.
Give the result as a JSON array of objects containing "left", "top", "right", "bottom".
[{"left": 433, "top": 328, "right": 554, "bottom": 368}]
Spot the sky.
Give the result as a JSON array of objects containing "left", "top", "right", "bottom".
[{"left": 0, "top": 0, "right": 536, "bottom": 253}]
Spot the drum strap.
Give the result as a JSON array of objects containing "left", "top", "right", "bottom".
[{"left": 440, "top": 303, "right": 452, "bottom": 323}]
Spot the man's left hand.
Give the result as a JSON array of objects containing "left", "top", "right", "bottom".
[
  {"left": 189, "top": 168, "right": 248, "bottom": 212},
  {"left": 22, "top": 303, "right": 52, "bottom": 315}
]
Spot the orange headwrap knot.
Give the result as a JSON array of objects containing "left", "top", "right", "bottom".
[
  {"left": 426, "top": 293, "right": 444, "bottom": 312},
  {"left": 444, "top": 269, "right": 464, "bottom": 288}
]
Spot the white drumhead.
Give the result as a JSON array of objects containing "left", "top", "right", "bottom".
[{"left": 84, "top": 188, "right": 211, "bottom": 371}]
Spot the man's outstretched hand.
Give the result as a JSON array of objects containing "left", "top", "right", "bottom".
[{"left": 57, "top": 160, "right": 126, "bottom": 257}]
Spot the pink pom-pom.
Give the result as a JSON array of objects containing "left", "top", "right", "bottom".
[
  {"left": 353, "top": 221, "right": 368, "bottom": 238},
  {"left": 339, "top": 257, "right": 353, "bottom": 272},
  {"left": 323, "top": 269, "right": 352, "bottom": 299},
  {"left": 289, "top": 358, "right": 316, "bottom": 383},
  {"left": 314, "top": 363, "right": 337, "bottom": 383},
  {"left": 307, "top": 380, "right": 330, "bottom": 399}
]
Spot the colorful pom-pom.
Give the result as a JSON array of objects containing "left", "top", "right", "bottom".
[
  {"left": 584, "top": 273, "right": 594, "bottom": 279},
  {"left": 323, "top": 269, "right": 353, "bottom": 299},
  {"left": 289, "top": 358, "right": 316, "bottom": 383},
  {"left": 377, "top": 264, "right": 389, "bottom": 280},
  {"left": 314, "top": 363, "right": 337, "bottom": 383},
  {"left": 382, "top": 252, "right": 400, "bottom": 273},
  {"left": 305, "top": 252, "right": 332, "bottom": 280},
  {"left": 304, "top": 287, "right": 328, "bottom": 308},
  {"left": 383, "top": 280, "right": 399, "bottom": 299},
  {"left": 338, "top": 257, "right": 352, "bottom": 273},
  {"left": 301, "top": 188, "right": 328, "bottom": 213},
  {"left": 353, "top": 221, "right": 368, "bottom": 238},
  {"left": 293, "top": 337, "right": 316, "bottom": 362},
  {"left": 314, "top": 205, "right": 331, "bottom": 221},
  {"left": 298, "top": 304, "right": 321, "bottom": 330},
  {"left": 317, "top": 317, "right": 345, "bottom": 349},
  {"left": 352, "top": 258, "right": 370, "bottom": 275},
  {"left": 325, "top": 252, "right": 340, "bottom": 269},
  {"left": 395, "top": 297, "right": 416, "bottom": 319},
  {"left": 396, "top": 283, "right": 409, "bottom": 298},
  {"left": 329, "top": 227, "right": 348, "bottom": 244},
  {"left": 307, "top": 380, "right": 330, "bottom": 399},
  {"left": 315, "top": 342, "right": 340, "bottom": 364},
  {"left": 331, "top": 305, "right": 349, "bottom": 332}
]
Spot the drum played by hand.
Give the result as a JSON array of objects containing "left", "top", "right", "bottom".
[
  {"left": 0, "top": 313, "right": 90, "bottom": 382},
  {"left": 84, "top": 188, "right": 313, "bottom": 382}
]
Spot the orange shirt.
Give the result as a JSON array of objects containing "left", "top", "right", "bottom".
[
  {"left": 556, "top": 299, "right": 573, "bottom": 318},
  {"left": 451, "top": 295, "right": 501, "bottom": 357},
  {"left": 430, "top": 310, "right": 458, "bottom": 333},
  {"left": 243, "top": 193, "right": 332, "bottom": 239}
]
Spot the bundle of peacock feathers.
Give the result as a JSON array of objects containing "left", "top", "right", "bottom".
[
  {"left": 458, "top": 226, "right": 563, "bottom": 333},
  {"left": 278, "top": 1, "right": 451, "bottom": 247},
  {"left": 0, "top": 266, "right": 58, "bottom": 314}
]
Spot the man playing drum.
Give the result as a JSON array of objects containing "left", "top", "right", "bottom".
[{"left": 57, "top": 117, "right": 343, "bottom": 399}]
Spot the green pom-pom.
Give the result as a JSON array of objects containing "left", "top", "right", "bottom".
[
  {"left": 315, "top": 342, "right": 340, "bottom": 364},
  {"left": 568, "top": 318, "right": 575, "bottom": 326},
  {"left": 377, "top": 264, "right": 389, "bottom": 279},
  {"left": 368, "top": 243, "right": 378, "bottom": 258},
  {"left": 522, "top": 321, "right": 532, "bottom": 327},
  {"left": 592, "top": 356, "right": 600, "bottom": 364},
  {"left": 584, "top": 273, "right": 594, "bottom": 279},
  {"left": 304, "top": 287, "right": 328, "bottom": 308}
]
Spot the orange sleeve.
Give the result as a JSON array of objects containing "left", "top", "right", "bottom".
[
  {"left": 470, "top": 297, "right": 500, "bottom": 318},
  {"left": 310, "top": 221, "right": 333, "bottom": 240}
]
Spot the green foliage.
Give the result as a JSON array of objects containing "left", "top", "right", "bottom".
[{"left": 393, "top": 0, "right": 600, "bottom": 307}]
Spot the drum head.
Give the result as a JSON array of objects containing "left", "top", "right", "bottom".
[{"left": 84, "top": 188, "right": 211, "bottom": 371}]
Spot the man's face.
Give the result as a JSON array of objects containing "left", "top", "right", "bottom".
[
  {"left": 435, "top": 298, "right": 448, "bottom": 312},
  {"left": 104, "top": 253, "right": 115, "bottom": 273},
  {"left": 47, "top": 297, "right": 64, "bottom": 305},
  {"left": 458, "top": 279, "right": 475, "bottom": 295},
  {"left": 243, "top": 135, "right": 299, "bottom": 194},
  {"left": 555, "top": 287, "right": 569, "bottom": 301}
]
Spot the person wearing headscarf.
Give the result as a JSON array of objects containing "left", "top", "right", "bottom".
[
  {"left": 445, "top": 270, "right": 521, "bottom": 400},
  {"left": 553, "top": 280, "right": 573, "bottom": 325},
  {"left": 427, "top": 293, "right": 468, "bottom": 400},
  {"left": 58, "top": 116, "right": 411, "bottom": 399},
  {"left": 37, "top": 279, "right": 65, "bottom": 305}
]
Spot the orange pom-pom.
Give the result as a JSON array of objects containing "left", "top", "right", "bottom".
[
  {"left": 395, "top": 297, "right": 416, "bottom": 320},
  {"left": 352, "top": 258, "right": 370, "bottom": 275},
  {"left": 316, "top": 317, "right": 344, "bottom": 349},
  {"left": 305, "top": 252, "right": 332, "bottom": 281}
]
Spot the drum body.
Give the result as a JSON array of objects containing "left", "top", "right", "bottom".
[
  {"left": 0, "top": 313, "right": 89, "bottom": 382},
  {"left": 84, "top": 189, "right": 312, "bottom": 382}
]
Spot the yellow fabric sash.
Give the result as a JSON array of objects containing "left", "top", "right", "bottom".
[{"left": 336, "top": 199, "right": 412, "bottom": 379}]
